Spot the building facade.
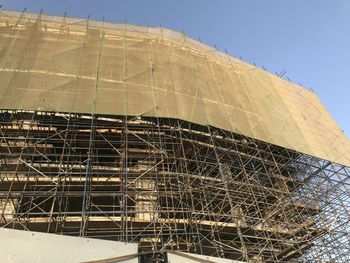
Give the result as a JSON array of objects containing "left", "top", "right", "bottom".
[{"left": 0, "top": 10, "right": 349, "bottom": 262}]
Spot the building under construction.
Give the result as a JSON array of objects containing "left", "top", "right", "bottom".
[{"left": 0, "top": 10, "right": 350, "bottom": 262}]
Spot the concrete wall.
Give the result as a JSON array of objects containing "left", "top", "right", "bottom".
[
  {"left": 0, "top": 228, "right": 137, "bottom": 263},
  {"left": 168, "top": 252, "right": 245, "bottom": 263}
]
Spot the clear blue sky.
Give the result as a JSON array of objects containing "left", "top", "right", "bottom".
[{"left": 2, "top": 0, "right": 349, "bottom": 138}]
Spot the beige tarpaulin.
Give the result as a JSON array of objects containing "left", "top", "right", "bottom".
[{"left": 0, "top": 10, "right": 349, "bottom": 166}]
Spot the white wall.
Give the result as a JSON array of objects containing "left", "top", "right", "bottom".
[
  {"left": 168, "top": 252, "right": 246, "bottom": 263},
  {"left": 0, "top": 228, "right": 137, "bottom": 263}
]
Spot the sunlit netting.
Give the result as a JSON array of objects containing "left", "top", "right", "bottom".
[
  {"left": 0, "top": 10, "right": 349, "bottom": 166},
  {"left": 1, "top": 110, "right": 349, "bottom": 262}
]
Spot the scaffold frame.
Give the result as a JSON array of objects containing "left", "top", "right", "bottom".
[{"left": 1, "top": 109, "right": 349, "bottom": 262}]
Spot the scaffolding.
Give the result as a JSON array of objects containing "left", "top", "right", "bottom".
[
  {"left": 0, "top": 9, "right": 350, "bottom": 263},
  {"left": 1, "top": 109, "right": 349, "bottom": 262}
]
